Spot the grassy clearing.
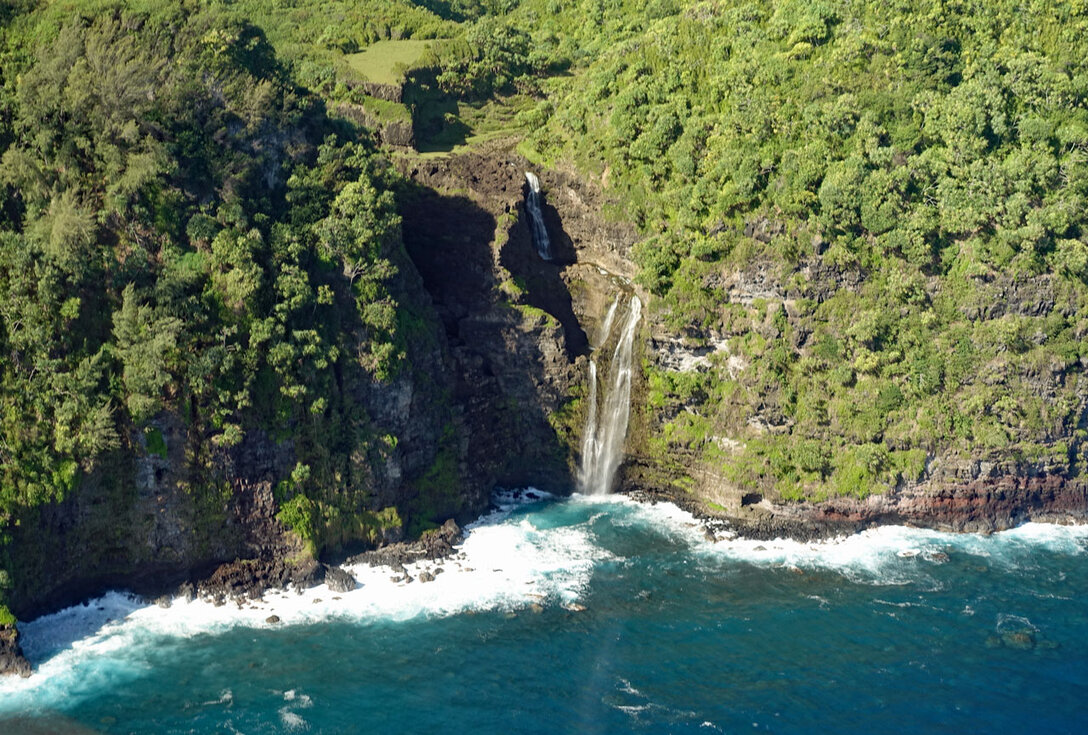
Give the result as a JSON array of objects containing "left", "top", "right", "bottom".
[
  {"left": 345, "top": 40, "right": 438, "bottom": 85},
  {"left": 359, "top": 95, "right": 412, "bottom": 123}
]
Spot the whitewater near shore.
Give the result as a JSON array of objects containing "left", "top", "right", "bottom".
[{"left": 3, "top": 488, "right": 1087, "bottom": 715}]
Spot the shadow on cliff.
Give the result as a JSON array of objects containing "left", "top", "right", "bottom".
[
  {"left": 395, "top": 179, "right": 580, "bottom": 497},
  {"left": 501, "top": 185, "right": 588, "bottom": 359}
]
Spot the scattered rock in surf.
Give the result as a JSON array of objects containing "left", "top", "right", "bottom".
[
  {"left": 530, "top": 603, "right": 544, "bottom": 614},
  {"left": 924, "top": 551, "right": 950, "bottom": 563},
  {"left": 324, "top": 565, "right": 357, "bottom": 593},
  {"left": 434, "top": 567, "right": 444, "bottom": 575},
  {"left": 0, "top": 623, "right": 32, "bottom": 678},
  {"left": 562, "top": 602, "right": 587, "bottom": 612},
  {"left": 897, "top": 549, "right": 921, "bottom": 558},
  {"left": 419, "top": 570, "right": 435, "bottom": 583},
  {"left": 154, "top": 595, "right": 172, "bottom": 609},
  {"left": 265, "top": 615, "right": 281, "bottom": 624},
  {"left": 348, "top": 519, "right": 463, "bottom": 568},
  {"left": 312, "top": 598, "right": 322, "bottom": 604},
  {"left": 1002, "top": 631, "right": 1036, "bottom": 650},
  {"left": 179, "top": 583, "right": 195, "bottom": 602}
]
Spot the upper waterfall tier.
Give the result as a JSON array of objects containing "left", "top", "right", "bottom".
[{"left": 524, "top": 172, "right": 553, "bottom": 261}]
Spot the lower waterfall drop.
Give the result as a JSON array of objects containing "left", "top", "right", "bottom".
[{"left": 579, "top": 295, "right": 642, "bottom": 495}]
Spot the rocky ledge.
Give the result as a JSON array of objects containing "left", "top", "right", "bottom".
[
  {"left": 347, "top": 518, "right": 463, "bottom": 569},
  {"left": 0, "top": 624, "right": 31, "bottom": 678},
  {"left": 632, "top": 467, "right": 1088, "bottom": 542},
  {"left": 193, "top": 555, "right": 323, "bottom": 606}
]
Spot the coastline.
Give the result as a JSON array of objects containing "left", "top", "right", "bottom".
[
  {"left": 631, "top": 472, "right": 1088, "bottom": 542},
  {"left": 4, "top": 480, "right": 1088, "bottom": 679}
]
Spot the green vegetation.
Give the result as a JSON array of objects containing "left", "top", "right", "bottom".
[
  {"left": 346, "top": 39, "right": 440, "bottom": 85},
  {"left": 144, "top": 428, "right": 167, "bottom": 460},
  {"left": 500, "top": 0, "right": 1088, "bottom": 501},
  {"left": 4, "top": 0, "right": 1088, "bottom": 617},
  {"left": 0, "top": 0, "right": 466, "bottom": 615},
  {"left": 358, "top": 95, "right": 414, "bottom": 125}
]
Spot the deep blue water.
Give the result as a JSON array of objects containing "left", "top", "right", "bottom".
[{"left": 2, "top": 493, "right": 1086, "bottom": 734}]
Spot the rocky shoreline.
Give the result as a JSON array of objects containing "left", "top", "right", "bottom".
[
  {"left": 631, "top": 470, "right": 1088, "bottom": 542},
  {"left": 0, "top": 520, "right": 467, "bottom": 676},
  {"left": 3, "top": 479, "right": 1088, "bottom": 677}
]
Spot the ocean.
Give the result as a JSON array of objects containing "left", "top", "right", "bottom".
[{"left": 1, "top": 491, "right": 1086, "bottom": 734}]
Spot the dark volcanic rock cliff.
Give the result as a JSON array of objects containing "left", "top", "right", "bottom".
[
  {"left": 1, "top": 147, "right": 605, "bottom": 658},
  {"left": 6, "top": 142, "right": 1088, "bottom": 678}
]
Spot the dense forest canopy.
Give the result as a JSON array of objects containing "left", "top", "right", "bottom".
[
  {"left": 517, "top": 0, "right": 1088, "bottom": 501},
  {"left": 2, "top": 0, "right": 1088, "bottom": 620},
  {"left": 0, "top": 1, "right": 437, "bottom": 618}
]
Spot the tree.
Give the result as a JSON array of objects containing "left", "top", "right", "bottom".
[{"left": 112, "top": 285, "right": 182, "bottom": 423}]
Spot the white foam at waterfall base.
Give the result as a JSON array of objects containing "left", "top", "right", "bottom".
[{"left": 0, "top": 490, "right": 609, "bottom": 711}]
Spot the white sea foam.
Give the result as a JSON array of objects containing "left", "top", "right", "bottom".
[
  {"left": 0, "top": 489, "right": 608, "bottom": 709},
  {"left": 1, "top": 490, "right": 1085, "bottom": 710},
  {"left": 696, "top": 518, "right": 1088, "bottom": 583},
  {"left": 279, "top": 708, "right": 309, "bottom": 730}
]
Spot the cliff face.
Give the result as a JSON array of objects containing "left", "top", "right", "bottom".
[
  {"left": 492, "top": 162, "right": 1088, "bottom": 539},
  {"left": 619, "top": 250, "right": 1088, "bottom": 538},
  {"left": 7, "top": 146, "right": 1088, "bottom": 678},
  {"left": 1, "top": 149, "right": 600, "bottom": 638}
]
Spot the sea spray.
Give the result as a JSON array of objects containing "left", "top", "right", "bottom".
[
  {"left": 524, "top": 172, "right": 552, "bottom": 260},
  {"left": 579, "top": 296, "right": 642, "bottom": 494}
]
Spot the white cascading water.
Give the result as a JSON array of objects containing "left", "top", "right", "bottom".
[
  {"left": 579, "top": 295, "right": 642, "bottom": 495},
  {"left": 524, "top": 172, "right": 552, "bottom": 261},
  {"left": 596, "top": 295, "right": 619, "bottom": 348}
]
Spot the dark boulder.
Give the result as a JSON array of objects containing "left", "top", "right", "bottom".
[
  {"left": 324, "top": 565, "right": 357, "bottom": 593},
  {"left": 348, "top": 518, "right": 464, "bottom": 569},
  {"left": 0, "top": 624, "right": 31, "bottom": 678}
]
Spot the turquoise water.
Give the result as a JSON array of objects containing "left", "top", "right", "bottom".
[{"left": 2, "top": 493, "right": 1087, "bottom": 734}]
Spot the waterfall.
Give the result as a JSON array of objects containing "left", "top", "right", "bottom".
[
  {"left": 524, "top": 172, "right": 552, "bottom": 261},
  {"left": 596, "top": 296, "right": 619, "bottom": 348},
  {"left": 579, "top": 295, "right": 642, "bottom": 495}
]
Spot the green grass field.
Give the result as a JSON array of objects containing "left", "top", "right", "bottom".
[{"left": 345, "top": 40, "right": 438, "bottom": 85}]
